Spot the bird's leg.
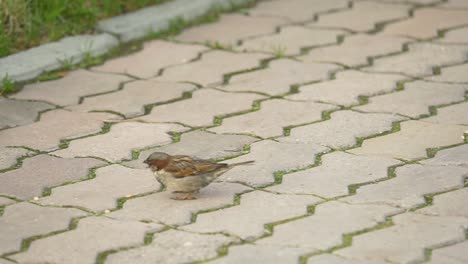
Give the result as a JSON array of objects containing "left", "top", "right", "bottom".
[{"left": 171, "top": 191, "right": 197, "bottom": 200}]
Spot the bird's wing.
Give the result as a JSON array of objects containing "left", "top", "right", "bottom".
[{"left": 166, "top": 155, "right": 227, "bottom": 178}]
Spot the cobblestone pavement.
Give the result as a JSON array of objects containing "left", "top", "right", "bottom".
[{"left": 1, "top": 0, "right": 468, "bottom": 263}]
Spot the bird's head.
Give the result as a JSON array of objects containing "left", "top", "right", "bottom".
[{"left": 144, "top": 152, "right": 171, "bottom": 171}]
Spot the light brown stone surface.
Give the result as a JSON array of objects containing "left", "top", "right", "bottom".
[
  {"left": 426, "top": 63, "right": 468, "bottom": 83},
  {"left": 383, "top": 8, "right": 468, "bottom": 39},
  {"left": 0, "top": 197, "right": 15, "bottom": 206},
  {"left": 307, "top": 254, "right": 388, "bottom": 264},
  {"left": 11, "top": 70, "right": 131, "bottom": 106},
  {"left": 418, "top": 188, "right": 468, "bottom": 218},
  {"left": 0, "top": 147, "right": 30, "bottom": 171},
  {"left": 139, "top": 89, "right": 264, "bottom": 127},
  {"left": 92, "top": 40, "right": 208, "bottom": 78},
  {"left": 69, "top": 81, "right": 195, "bottom": 117},
  {"left": 428, "top": 241, "right": 468, "bottom": 264},
  {"left": 221, "top": 59, "right": 340, "bottom": 95},
  {"left": 313, "top": 1, "right": 410, "bottom": 32},
  {"left": 209, "top": 99, "right": 337, "bottom": 138},
  {"left": 237, "top": 26, "right": 345, "bottom": 55},
  {"left": 53, "top": 122, "right": 188, "bottom": 162},
  {"left": 421, "top": 144, "right": 468, "bottom": 167},
  {"left": 303, "top": 34, "right": 408, "bottom": 67},
  {"left": 156, "top": 50, "right": 268, "bottom": 86},
  {"left": 287, "top": 70, "right": 406, "bottom": 106},
  {"left": 0, "top": 98, "right": 53, "bottom": 129},
  {"left": 437, "top": 27, "right": 468, "bottom": 44},
  {"left": 0, "top": 155, "right": 104, "bottom": 200},
  {"left": 424, "top": 102, "right": 468, "bottom": 126},
  {"left": 349, "top": 120, "right": 467, "bottom": 160},
  {"left": 211, "top": 244, "right": 310, "bottom": 264},
  {"left": 176, "top": 14, "right": 286, "bottom": 46}
]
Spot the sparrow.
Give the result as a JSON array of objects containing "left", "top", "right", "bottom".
[{"left": 144, "top": 152, "right": 254, "bottom": 200}]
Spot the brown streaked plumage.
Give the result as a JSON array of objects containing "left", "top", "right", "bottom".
[{"left": 144, "top": 152, "right": 254, "bottom": 200}]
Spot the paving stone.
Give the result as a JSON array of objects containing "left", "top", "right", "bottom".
[
  {"left": 287, "top": 70, "right": 406, "bottom": 106},
  {"left": 424, "top": 102, "right": 468, "bottom": 126},
  {"left": 280, "top": 110, "right": 404, "bottom": 149},
  {"left": 0, "top": 258, "right": 14, "bottom": 264},
  {"left": 11, "top": 70, "right": 131, "bottom": 106},
  {"left": 418, "top": 188, "right": 468, "bottom": 218},
  {"left": 156, "top": 50, "right": 268, "bottom": 86},
  {"left": 355, "top": 81, "right": 466, "bottom": 118},
  {"left": 441, "top": 0, "right": 468, "bottom": 8},
  {"left": 0, "top": 98, "right": 53, "bottom": 129},
  {"left": 209, "top": 99, "right": 337, "bottom": 138},
  {"left": 0, "top": 147, "right": 30, "bottom": 171},
  {"left": 0, "top": 110, "right": 117, "bottom": 151},
  {"left": 0, "top": 33, "right": 118, "bottom": 83},
  {"left": 383, "top": 8, "right": 468, "bottom": 39},
  {"left": 106, "top": 230, "right": 235, "bottom": 264},
  {"left": 268, "top": 152, "right": 402, "bottom": 198},
  {"left": 139, "top": 89, "right": 264, "bottom": 127},
  {"left": 426, "top": 63, "right": 468, "bottom": 83},
  {"left": 0, "top": 155, "right": 104, "bottom": 200},
  {"left": 93, "top": 40, "right": 207, "bottom": 78},
  {"left": 108, "top": 182, "right": 251, "bottom": 225},
  {"left": 125, "top": 131, "right": 258, "bottom": 169},
  {"left": 53, "top": 122, "right": 187, "bottom": 162},
  {"left": 437, "top": 27, "right": 468, "bottom": 44},
  {"left": 237, "top": 26, "right": 344, "bottom": 55},
  {"left": 428, "top": 241, "right": 468, "bottom": 264},
  {"left": 11, "top": 216, "right": 162, "bottom": 264},
  {"left": 364, "top": 42, "right": 468, "bottom": 77},
  {"left": 421, "top": 144, "right": 468, "bottom": 167},
  {"left": 182, "top": 191, "right": 322, "bottom": 240},
  {"left": 256, "top": 202, "right": 402, "bottom": 250},
  {"left": 69, "top": 81, "right": 195, "bottom": 117},
  {"left": 336, "top": 213, "right": 468, "bottom": 264},
  {"left": 307, "top": 254, "right": 388, "bottom": 264},
  {"left": 312, "top": 2, "right": 410, "bottom": 32},
  {"left": 220, "top": 59, "right": 340, "bottom": 95},
  {"left": 0, "top": 202, "right": 87, "bottom": 255},
  {"left": 211, "top": 244, "right": 310, "bottom": 264},
  {"left": 342, "top": 164, "right": 468, "bottom": 208},
  {"left": 302, "top": 34, "right": 409, "bottom": 67},
  {"left": 175, "top": 14, "right": 286, "bottom": 46},
  {"left": 218, "top": 140, "right": 329, "bottom": 187},
  {"left": 248, "top": 0, "right": 349, "bottom": 22},
  {"left": 38, "top": 165, "right": 160, "bottom": 213},
  {"left": 0, "top": 197, "right": 15, "bottom": 206},
  {"left": 349, "top": 120, "right": 467, "bottom": 160}
]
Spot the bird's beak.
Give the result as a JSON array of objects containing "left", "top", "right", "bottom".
[{"left": 143, "top": 160, "right": 150, "bottom": 164}]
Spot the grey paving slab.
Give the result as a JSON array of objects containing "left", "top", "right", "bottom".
[
  {"left": 307, "top": 254, "right": 388, "bottom": 264},
  {"left": 426, "top": 63, "right": 468, "bottom": 83},
  {"left": 437, "top": 26, "right": 468, "bottom": 44},
  {"left": 11, "top": 70, "right": 131, "bottom": 106},
  {"left": 139, "top": 89, "right": 264, "bottom": 127},
  {"left": 424, "top": 102, "right": 468, "bottom": 126},
  {"left": 107, "top": 182, "right": 251, "bottom": 225},
  {"left": 342, "top": 164, "right": 468, "bottom": 208},
  {"left": 0, "top": 98, "right": 53, "bottom": 129},
  {"left": 0, "top": 258, "right": 14, "bottom": 264},
  {"left": 0, "top": 202, "right": 87, "bottom": 255},
  {"left": 268, "top": 152, "right": 402, "bottom": 198},
  {"left": 218, "top": 140, "right": 329, "bottom": 187},
  {"left": 211, "top": 244, "right": 310, "bottom": 264},
  {"left": 0, "top": 110, "right": 117, "bottom": 151},
  {"left": 0, "top": 197, "right": 15, "bottom": 206},
  {"left": 428, "top": 241, "right": 468, "bottom": 264},
  {"left": 355, "top": 81, "right": 466, "bottom": 118},
  {"left": 237, "top": 26, "right": 345, "bottom": 55},
  {"left": 209, "top": 99, "right": 338, "bottom": 138},
  {"left": 280, "top": 110, "right": 405, "bottom": 149},
  {"left": 421, "top": 144, "right": 468, "bottom": 167},
  {"left": 302, "top": 34, "right": 409, "bottom": 67},
  {"left": 92, "top": 40, "right": 208, "bottom": 78},
  {"left": 155, "top": 50, "right": 269, "bottom": 87},
  {"left": 312, "top": 1, "right": 410, "bottom": 32},
  {"left": 182, "top": 190, "right": 322, "bottom": 240},
  {"left": 69, "top": 81, "right": 196, "bottom": 117},
  {"left": 0, "top": 147, "right": 30, "bottom": 171},
  {"left": 0, "top": 34, "right": 118, "bottom": 82},
  {"left": 52, "top": 122, "right": 188, "bottom": 162},
  {"left": 418, "top": 188, "right": 468, "bottom": 217},
  {"left": 0, "top": 155, "right": 105, "bottom": 200},
  {"left": 125, "top": 130, "right": 258, "bottom": 169},
  {"left": 364, "top": 42, "right": 468, "bottom": 77},
  {"left": 248, "top": 0, "right": 349, "bottom": 22},
  {"left": 11, "top": 216, "right": 162, "bottom": 264},
  {"left": 38, "top": 165, "right": 160, "bottom": 213},
  {"left": 176, "top": 14, "right": 287, "bottom": 46},
  {"left": 256, "top": 201, "right": 402, "bottom": 250},
  {"left": 106, "top": 230, "right": 236, "bottom": 264},
  {"left": 221, "top": 59, "right": 340, "bottom": 95},
  {"left": 335, "top": 213, "right": 468, "bottom": 264},
  {"left": 287, "top": 70, "right": 407, "bottom": 106},
  {"left": 383, "top": 8, "right": 468, "bottom": 39},
  {"left": 349, "top": 120, "right": 467, "bottom": 160}
]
